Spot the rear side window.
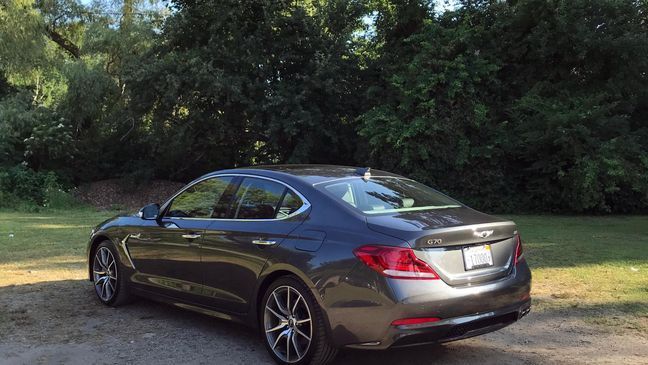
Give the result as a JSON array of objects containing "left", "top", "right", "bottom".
[
  {"left": 318, "top": 177, "right": 460, "bottom": 215},
  {"left": 166, "top": 177, "right": 235, "bottom": 218},
  {"left": 232, "top": 178, "right": 287, "bottom": 219},
  {"left": 276, "top": 190, "right": 304, "bottom": 219}
]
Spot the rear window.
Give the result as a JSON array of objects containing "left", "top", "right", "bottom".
[{"left": 318, "top": 177, "right": 461, "bottom": 215}]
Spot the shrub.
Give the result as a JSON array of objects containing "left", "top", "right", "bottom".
[{"left": 0, "top": 165, "right": 80, "bottom": 210}]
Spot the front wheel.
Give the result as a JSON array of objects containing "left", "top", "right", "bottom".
[
  {"left": 92, "top": 240, "right": 132, "bottom": 306},
  {"left": 261, "top": 277, "right": 337, "bottom": 365}
]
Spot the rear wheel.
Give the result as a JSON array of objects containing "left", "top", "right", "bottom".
[
  {"left": 92, "top": 241, "right": 132, "bottom": 306},
  {"left": 261, "top": 277, "right": 337, "bottom": 365}
]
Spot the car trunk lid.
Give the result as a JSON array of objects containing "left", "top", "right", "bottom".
[{"left": 366, "top": 207, "right": 518, "bottom": 286}]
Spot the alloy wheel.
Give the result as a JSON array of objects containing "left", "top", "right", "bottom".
[
  {"left": 264, "top": 285, "right": 313, "bottom": 363},
  {"left": 93, "top": 247, "right": 118, "bottom": 302}
]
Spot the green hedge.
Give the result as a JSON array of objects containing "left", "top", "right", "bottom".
[{"left": 0, "top": 166, "right": 79, "bottom": 211}]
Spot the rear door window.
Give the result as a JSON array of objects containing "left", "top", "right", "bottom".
[{"left": 231, "top": 178, "right": 286, "bottom": 219}]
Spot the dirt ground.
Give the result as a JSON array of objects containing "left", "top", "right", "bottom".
[{"left": 0, "top": 280, "right": 646, "bottom": 365}]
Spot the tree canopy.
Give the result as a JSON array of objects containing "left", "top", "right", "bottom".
[{"left": 1, "top": 0, "right": 647, "bottom": 212}]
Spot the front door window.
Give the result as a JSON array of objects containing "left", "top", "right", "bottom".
[{"left": 166, "top": 177, "right": 235, "bottom": 218}]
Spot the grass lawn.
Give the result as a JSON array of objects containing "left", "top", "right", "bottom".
[
  {"left": 0, "top": 210, "right": 646, "bottom": 333},
  {"left": 0, "top": 209, "right": 114, "bottom": 286},
  {"left": 507, "top": 215, "right": 648, "bottom": 333}
]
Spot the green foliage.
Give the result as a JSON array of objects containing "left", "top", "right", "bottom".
[
  {"left": 359, "top": 2, "right": 507, "bottom": 210},
  {"left": 0, "top": 165, "right": 78, "bottom": 210},
  {"left": 126, "top": 0, "right": 365, "bottom": 180},
  {"left": 358, "top": 0, "right": 648, "bottom": 212},
  {"left": 496, "top": 0, "right": 648, "bottom": 212},
  {"left": 0, "top": 0, "right": 647, "bottom": 213},
  {"left": 0, "top": 91, "right": 74, "bottom": 174},
  {"left": 0, "top": 0, "right": 48, "bottom": 73}
]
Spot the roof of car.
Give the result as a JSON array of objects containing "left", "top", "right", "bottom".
[{"left": 212, "top": 164, "right": 402, "bottom": 185}]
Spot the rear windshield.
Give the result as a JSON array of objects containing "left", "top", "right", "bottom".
[{"left": 317, "top": 177, "right": 461, "bottom": 215}]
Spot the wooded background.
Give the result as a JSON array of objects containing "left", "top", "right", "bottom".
[{"left": 1, "top": 0, "right": 647, "bottom": 213}]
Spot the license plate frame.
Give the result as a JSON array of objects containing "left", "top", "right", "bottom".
[{"left": 462, "top": 244, "right": 494, "bottom": 271}]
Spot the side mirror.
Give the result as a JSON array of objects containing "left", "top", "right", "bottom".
[{"left": 138, "top": 203, "right": 160, "bottom": 220}]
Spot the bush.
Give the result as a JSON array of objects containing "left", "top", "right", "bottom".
[{"left": 0, "top": 165, "right": 81, "bottom": 210}]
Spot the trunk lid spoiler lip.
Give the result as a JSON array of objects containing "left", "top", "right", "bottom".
[
  {"left": 366, "top": 219, "right": 518, "bottom": 248},
  {"left": 410, "top": 221, "right": 517, "bottom": 249},
  {"left": 413, "top": 220, "right": 517, "bottom": 235}
]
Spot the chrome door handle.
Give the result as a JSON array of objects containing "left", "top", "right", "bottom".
[
  {"left": 252, "top": 239, "right": 277, "bottom": 246},
  {"left": 181, "top": 233, "right": 202, "bottom": 239}
]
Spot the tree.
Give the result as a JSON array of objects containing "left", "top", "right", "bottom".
[
  {"left": 359, "top": 0, "right": 508, "bottom": 210},
  {"left": 127, "top": 0, "right": 366, "bottom": 180},
  {"left": 494, "top": 0, "right": 648, "bottom": 211},
  {"left": 358, "top": 0, "right": 648, "bottom": 212},
  {"left": 1, "top": 0, "right": 647, "bottom": 213}
]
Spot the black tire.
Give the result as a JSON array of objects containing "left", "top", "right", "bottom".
[
  {"left": 260, "top": 276, "right": 338, "bottom": 365},
  {"left": 91, "top": 240, "right": 133, "bottom": 306}
]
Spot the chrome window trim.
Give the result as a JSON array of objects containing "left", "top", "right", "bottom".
[{"left": 160, "top": 174, "right": 311, "bottom": 222}]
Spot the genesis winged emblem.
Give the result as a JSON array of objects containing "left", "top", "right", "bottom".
[{"left": 474, "top": 230, "right": 494, "bottom": 239}]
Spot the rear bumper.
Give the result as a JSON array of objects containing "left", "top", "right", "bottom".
[
  {"left": 346, "top": 300, "right": 531, "bottom": 349},
  {"left": 323, "top": 261, "right": 532, "bottom": 348}
]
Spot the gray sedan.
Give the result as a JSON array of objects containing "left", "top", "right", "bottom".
[{"left": 87, "top": 165, "right": 531, "bottom": 365}]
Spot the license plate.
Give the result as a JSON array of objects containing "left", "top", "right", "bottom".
[{"left": 463, "top": 244, "right": 494, "bottom": 270}]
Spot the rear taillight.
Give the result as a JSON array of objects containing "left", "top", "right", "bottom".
[
  {"left": 353, "top": 245, "right": 439, "bottom": 279},
  {"left": 514, "top": 234, "right": 524, "bottom": 265}
]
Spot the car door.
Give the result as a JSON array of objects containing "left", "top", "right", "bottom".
[
  {"left": 126, "top": 176, "right": 236, "bottom": 302},
  {"left": 200, "top": 176, "right": 309, "bottom": 313}
]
